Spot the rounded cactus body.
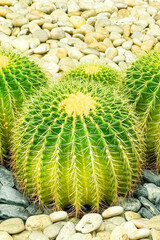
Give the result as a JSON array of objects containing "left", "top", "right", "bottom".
[
  {"left": 12, "top": 75, "right": 141, "bottom": 214},
  {"left": 0, "top": 49, "right": 48, "bottom": 162},
  {"left": 123, "top": 50, "right": 160, "bottom": 167},
  {"left": 61, "top": 62, "right": 123, "bottom": 87}
]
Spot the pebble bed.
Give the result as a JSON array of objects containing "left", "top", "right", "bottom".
[
  {"left": 0, "top": 0, "right": 160, "bottom": 239},
  {"left": 0, "top": 0, "right": 160, "bottom": 79},
  {"left": 0, "top": 166, "right": 160, "bottom": 239}
]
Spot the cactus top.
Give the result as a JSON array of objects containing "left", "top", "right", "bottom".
[
  {"left": 62, "top": 62, "right": 123, "bottom": 87},
  {"left": 12, "top": 75, "right": 141, "bottom": 214}
]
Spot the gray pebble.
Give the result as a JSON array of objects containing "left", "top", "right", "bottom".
[
  {"left": 0, "top": 166, "right": 14, "bottom": 187},
  {"left": 139, "top": 196, "right": 160, "bottom": 216},
  {"left": 0, "top": 204, "right": 29, "bottom": 221},
  {"left": 119, "top": 198, "right": 141, "bottom": 212}
]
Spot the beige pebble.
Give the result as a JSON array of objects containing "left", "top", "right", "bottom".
[
  {"left": 102, "top": 206, "right": 124, "bottom": 219},
  {"left": 151, "top": 229, "right": 160, "bottom": 240},
  {"left": 148, "top": 216, "right": 160, "bottom": 231},
  {"left": 0, "top": 231, "right": 13, "bottom": 240},
  {"left": 12, "top": 18, "right": 29, "bottom": 27},
  {"left": 0, "top": 218, "right": 24, "bottom": 235},
  {"left": 131, "top": 219, "right": 149, "bottom": 229},
  {"left": 12, "top": 231, "right": 31, "bottom": 240},
  {"left": 0, "top": 0, "right": 12, "bottom": 6},
  {"left": 141, "top": 40, "right": 155, "bottom": 51},
  {"left": 0, "top": 6, "right": 12, "bottom": 17},
  {"left": 56, "top": 48, "right": 68, "bottom": 59},
  {"left": 129, "top": 229, "right": 151, "bottom": 240},
  {"left": 105, "top": 47, "right": 118, "bottom": 60},
  {"left": 0, "top": 25, "right": 11, "bottom": 36},
  {"left": 125, "top": 212, "right": 141, "bottom": 221},
  {"left": 70, "top": 16, "right": 86, "bottom": 28},
  {"left": 88, "top": 42, "right": 107, "bottom": 52},
  {"left": 49, "top": 211, "right": 68, "bottom": 223},
  {"left": 25, "top": 215, "right": 52, "bottom": 231}
]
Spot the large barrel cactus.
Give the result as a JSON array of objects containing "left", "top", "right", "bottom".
[
  {"left": 123, "top": 49, "right": 160, "bottom": 169},
  {"left": 62, "top": 62, "right": 123, "bottom": 87},
  {"left": 12, "top": 74, "right": 141, "bottom": 214},
  {"left": 0, "top": 49, "right": 48, "bottom": 163}
]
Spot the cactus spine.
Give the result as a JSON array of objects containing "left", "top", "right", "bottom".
[
  {"left": 123, "top": 49, "right": 160, "bottom": 168},
  {"left": 12, "top": 72, "right": 141, "bottom": 214},
  {"left": 0, "top": 49, "right": 48, "bottom": 163}
]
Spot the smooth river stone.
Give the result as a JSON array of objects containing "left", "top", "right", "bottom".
[{"left": 76, "top": 213, "right": 102, "bottom": 233}]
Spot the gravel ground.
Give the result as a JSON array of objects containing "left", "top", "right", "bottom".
[{"left": 0, "top": 0, "right": 160, "bottom": 81}]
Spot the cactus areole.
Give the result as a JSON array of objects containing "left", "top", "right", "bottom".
[
  {"left": 0, "top": 49, "right": 48, "bottom": 162},
  {"left": 12, "top": 76, "right": 141, "bottom": 214}
]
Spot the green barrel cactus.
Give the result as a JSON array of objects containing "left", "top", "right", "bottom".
[
  {"left": 62, "top": 62, "right": 123, "bottom": 87},
  {"left": 0, "top": 49, "right": 48, "bottom": 163},
  {"left": 123, "top": 49, "right": 160, "bottom": 168},
  {"left": 12, "top": 74, "right": 141, "bottom": 214}
]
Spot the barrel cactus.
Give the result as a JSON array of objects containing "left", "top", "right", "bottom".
[
  {"left": 62, "top": 62, "right": 123, "bottom": 87},
  {"left": 0, "top": 49, "right": 48, "bottom": 163},
  {"left": 123, "top": 49, "right": 160, "bottom": 168},
  {"left": 12, "top": 74, "right": 141, "bottom": 214}
]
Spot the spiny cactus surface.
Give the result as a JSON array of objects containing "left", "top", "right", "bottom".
[
  {"left": 61, "top": 62, "right": 123, "bottom": 87},
  {"left": 12, "top": 75, "right": 141, "bottom": 214},
  {"left": 123, "top": 50, "right": 160, "bottom": 168},
  {"left": 0, "top": 49, "right": 48, "bottom": 162}
]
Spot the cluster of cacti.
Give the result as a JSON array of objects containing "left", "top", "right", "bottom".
[
  {"left": 0, "top": 49, "right": 48, "bottom": 163},
  {"left": 1, "top": 46, "right": 160, "bottom": 214},
  {"left": 123, "top": 49, "right": 160, "bottom": 169},
  {"left": 11, "top": 76, "right": 141, "bottom": 213}
]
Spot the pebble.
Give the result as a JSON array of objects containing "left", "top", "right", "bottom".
[
  {"left": 33, "top": 44, "right": 49, "bottom": 54},
  {"left": 0, "top": 166, "right": 14, "bottom": 187},
  {"left": 51, "top": 27, "right": 65, "bottom": 40},
  {"left": 105, "top": 47, "right": 118, "bottom": 60},
  {"left": 129, "top": 229, "right": 151, "bottom": 240},
  {"left": 143, "top": 170, "right": 160, "bottom": 187},
  {"left": 76, "top": 213, "right": 102, "bottom": 233},
  {"left": 56, "top": 222, "right": 75, "bottom": 240},
  {"left": 0, "top": 204, "right": 29, "bottom": 221},
  {"left": 139, "top": 197, "right": 160, "bottom": 216},
  {"left": 49, "top": 211, "right": 68, "bottom": 223},
  {"left": 11, "top": 39, "right": 29, "bottom": 52},
  {"left": 138, "top": 207, "right": 154, "bottom": 219},
  {"left": 0, "top": 218, "right": 24, "bottom": 234},
  {"left": 124, "top": 211, "right": 141, "bottom": 221},
  {"left": 131, "top": 218, "right": 149, "bottom": 229},
  {"left": 122, "top": 40, "right": 133, "bottom": 50},
  {"left": 43, "top": 222, "right": 65, "bottom": 239},
  {"left": 29, "top": 231, "right": 49, "bottom": 240},
  {"left": 25, "top": 215, "right": 52, "bottom": 231},
  {"left": 32, "top": 29, "right": 48, "bottom": 43},
  {"left": 119, "top": 198, "right": 141, "bottom": 212},
  {"left": 110, "top": 226, "right": 127, "bottom": 240},
  {"left": 12, "top": 18, "right": 28, "bottom": 27},
  {"left": 80, "top": 54, "right": 99, "bottom": 63},
  {"left": 151, "top": 229, "right": 160, "bottom": 240},
  {"left": 102, "top": 206, "right": 124, "bottom": 219},
  {"left": 148, "top": 215, "right": 160, "bottom": 230},
  {"left": 12, "top": 231, "right": 31, "bottom": 240},
  {"left": 0, "top": 231, "right": 13, "bottom": 240},
  {"left": 70, "top": 16, "right": 86, "bottom": 28},
  {"left": 0, "top": 186, "right": 29, "bottom": 207}
]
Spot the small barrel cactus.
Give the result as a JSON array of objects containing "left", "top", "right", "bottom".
[
  {"left": 0, "top": 49, "right": 48, "bottom": 162},
  {"left": 123, "top": 49, "right": 160, "bottom": 168},
  {"left": 12, "top": 73, "right": 141, "bottom": 214},
  {"left": 61, "top": 62, "right": 123, "bottom": 87}
]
